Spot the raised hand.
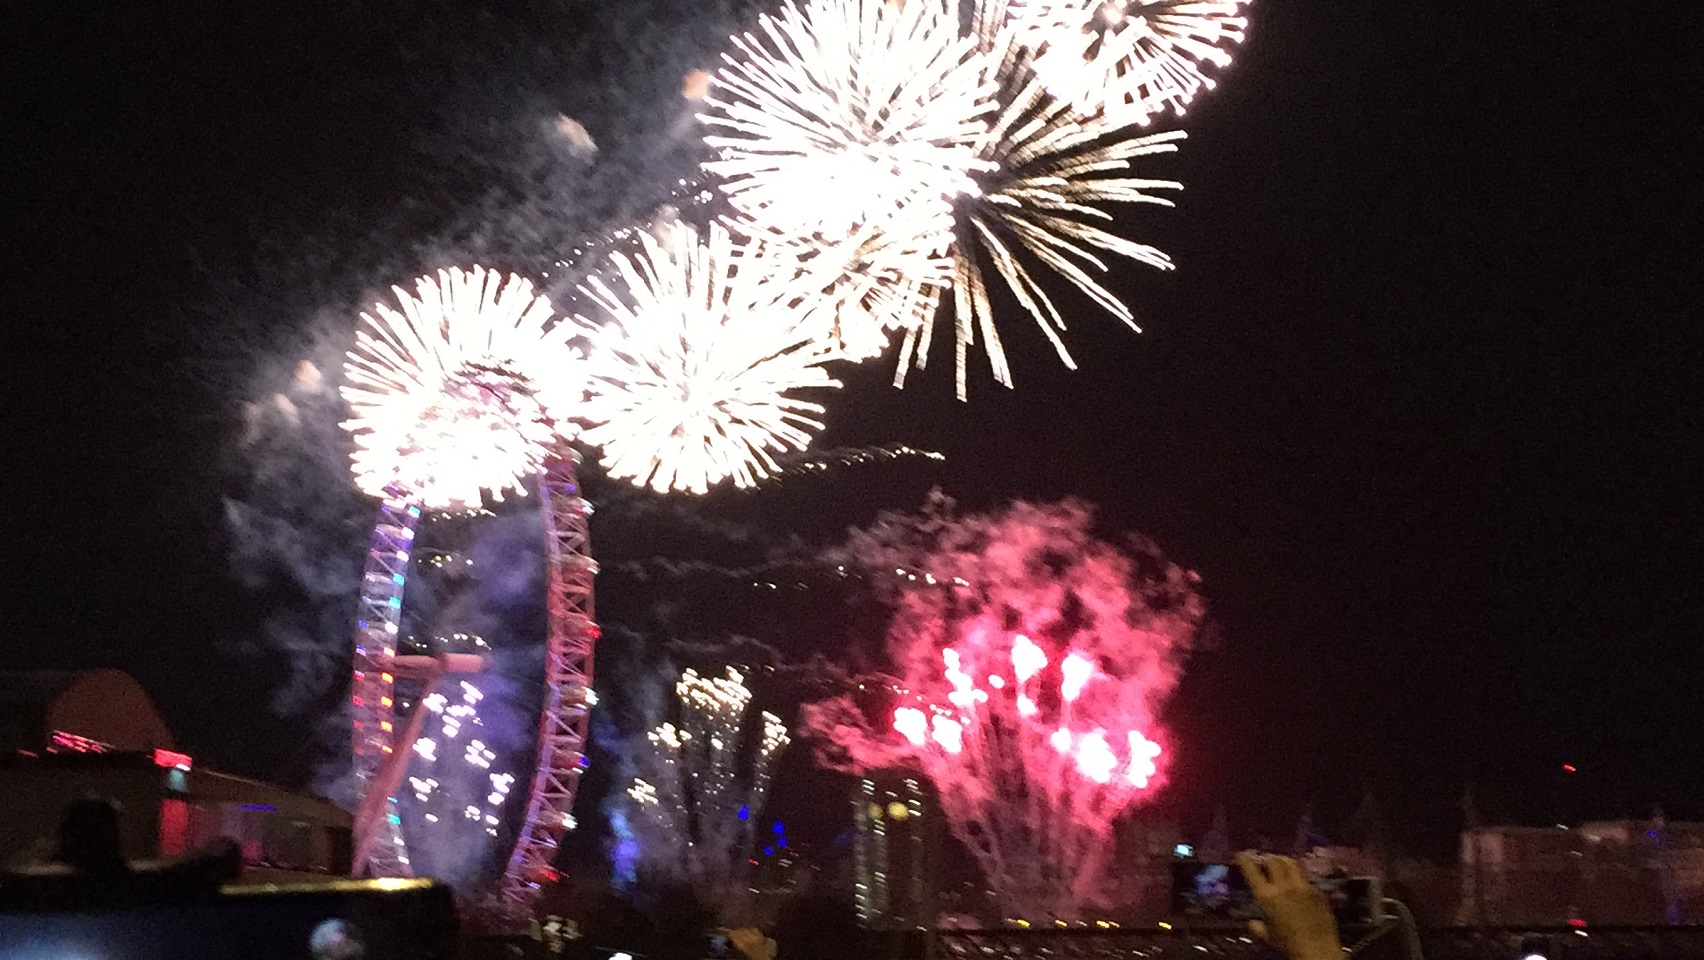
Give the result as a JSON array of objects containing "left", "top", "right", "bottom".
[{"left": 1235, "top": 852, "right": 1343, "bottom": 960}]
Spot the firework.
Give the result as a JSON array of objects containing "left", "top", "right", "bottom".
[
  {"left": 801, "top": 498, "right": 1204, "bottom": 917},
  {"left": 341, "top": 267, "right": 583, "bottom": 508},
  {"left": 901, "top": 39, "right": 1186, "bottom": 397},
  {"left": 575, "top": 222, "right": 842, "bottom": 495},
  {"left": 1008, "top": 0, "right": 1250, "bottom": 126},
  {"left": 625, "top": 666, "right": 791, "bottom": 917},
  {"left": 701, "top": 0, "right": 996, "bottom": 241},
  {"left": 754, "top": 219, "right": 953, "bottom": 362}
]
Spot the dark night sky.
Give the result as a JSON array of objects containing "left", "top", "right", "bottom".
[{"left": 6, "top": 0, "right": 1702, "bottom": 861}]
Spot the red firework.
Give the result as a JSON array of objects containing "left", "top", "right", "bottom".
[{"left": 804, "top": 495, "right": 1204, "bottom": 917}]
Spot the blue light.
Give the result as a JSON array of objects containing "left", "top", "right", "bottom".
[
  {"left": 772, "top": 820, "right": 785, "bottom": 835},
  {"left": 762, "top": 846, "right": 776, "bottom": 857},
  {"left": 241, "top": 803, "right": 278, "bottom": 811},
  {"left": 392, "top": 574, "right": 405, "bottom": 584},
  {"left": 737, "top": 805, "right": 750, "bottom": 821},
  {"left": 390, "top": 597, "right": 402, "bottom": 608},
  {"left": 389, "top": 814, "right": 401, "bottom": 824}
]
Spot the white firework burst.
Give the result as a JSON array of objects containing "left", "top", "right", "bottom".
[
  {"left": 1009, "top": 0, "right": 1250, "bottom": 126},
  {"left": 895, "top": 34, "right": 1185, "bottom": 397},
  {"left": 701, "top": 0, "right": 997, "bottom": 242},
  {"left": 341, "top": 267, "right": 584, "bottom": 508},
  {"left": 743, "top": 217, "right": 954, "bottom": 363},
  {"left": 575, "top": 222, "right": 842, "bottom": 495}
]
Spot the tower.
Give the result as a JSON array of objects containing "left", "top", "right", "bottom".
[{"left": 853, "top": 770, "right": 938, "bottom": 929}]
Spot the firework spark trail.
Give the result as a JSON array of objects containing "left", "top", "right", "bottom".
[
  {"left": 1008, "top": 0, "right": 1250, "bottom": 127},
  {"left": 769, "top": 443, "right": 946, "bottom": 480},
  {"left": 753, "top": 221, "right": 954, "bottom": 362},
  {"left": 701, "top": 0, "right": 996, "bottom": 241},
  {"left": 341, "top": 267, "right": 584, "bottom": 508},
  {"left": 905, "top": 60, "right": 1186, "bottom": 396},
  {"left": 575, "top": 222, "right": 843, "bottom": 495}
]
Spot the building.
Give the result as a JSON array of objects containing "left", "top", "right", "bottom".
[
  {"left": 2, "top": 669, "right": 351, "bottom": 883},
  {"left": 852, "top": 770, "right": 939, "bottom": 929},
  {"left": 1459, "top": 819, "right": 1704, "bottom": 925},
  {"left": 0, "top": 669, "right": 176, "bottom": 756},
  {"left": 1111, "top": 816, "right": 1186, "bottom": 922},
  {"left": 1, "top": 750, "right": 353, "bottom": 881}
]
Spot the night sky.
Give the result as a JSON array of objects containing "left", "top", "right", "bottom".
[{"left": 7, "top": 0, "right": 1702, "bottom": 863}]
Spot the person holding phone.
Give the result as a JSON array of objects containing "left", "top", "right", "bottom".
[{"left": 1235, "top": 853, "right": 1344, "bottom": 960}]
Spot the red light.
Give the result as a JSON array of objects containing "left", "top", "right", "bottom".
[
  {"left": 1569, "top": 917, "right": 1587, "bottom": 928},
  {"left": 1563, "top": 764, "right": 1577, "bottom": 773},
  {"left": 153, "top": 749, "right": 193, "bottom": 771},
  {"left": 50, "top": 731, "right": 112, "bottom": 754}
]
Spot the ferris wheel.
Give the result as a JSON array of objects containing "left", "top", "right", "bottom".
[
  {"left": 337, "top": 267, "right": 604, "bottom": 919},
  {"left": 347, "top": 442, "right": 598, "bottom": 917}
]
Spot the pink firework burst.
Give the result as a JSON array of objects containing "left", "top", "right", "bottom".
[{"left": 802, "top": 495, "right": 1204, "bottom": 917}]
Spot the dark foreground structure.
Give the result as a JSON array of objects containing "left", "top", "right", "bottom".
[{"left": 925, "top": 927, "right": 1704, "bottom": 960}]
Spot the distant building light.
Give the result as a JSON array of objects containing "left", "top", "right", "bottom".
[{"left": 240, "top": 803, "right": 278, "bottom": 811}]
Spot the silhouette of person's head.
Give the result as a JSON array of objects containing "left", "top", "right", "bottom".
[{"left": 54, "top": 796, "right": 129, "bottom": 875}]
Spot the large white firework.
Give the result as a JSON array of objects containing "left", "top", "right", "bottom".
[
  {"left": 575, "top": 222, "right": 842, "bottom": 495},
  {"left": 1009, "top": 0, "right": 1250, "bottom": 127},
  {"left": 341, "top": 267, "right": 583, "bottom": 508},
  {"left": 701, "top": 0, "right": 996, "bottom": 242},
  {"left": 898, "top": 36, "right": 1186, "bottom": 397}
]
